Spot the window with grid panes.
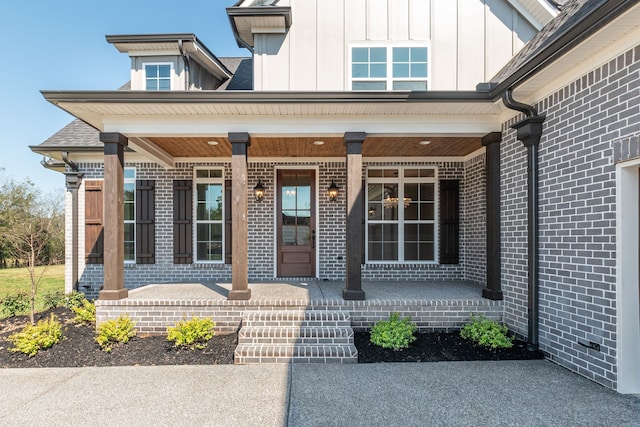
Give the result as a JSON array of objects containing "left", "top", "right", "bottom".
[{"left": 366, "top": 167, "right": 437, "bottom": 262}]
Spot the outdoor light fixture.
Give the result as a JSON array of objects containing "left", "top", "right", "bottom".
[
  {"left": 327, "top": 180, "right": 339, "bottom": 202},
  {"left": 254, "top": 180, "right": 265, "bottom": 202}
]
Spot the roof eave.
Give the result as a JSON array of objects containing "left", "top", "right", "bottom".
[
  {"left": 106, "top": 33, "right": 233, "bottom": 80},
  {"left": 41, "top": 90, "right": 493, "bottom": 105},
  {"left": 487, "top": 0, "right": 639, "bottom": 100},
  {"left": 226, "top": 6, "right": 292, "bottom": 49}
]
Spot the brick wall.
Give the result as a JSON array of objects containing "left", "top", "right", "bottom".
[
  {"left": 501, "top": 44, "right": 640, "bottom": 390},
  {"left": 96, "top": 297, "right": 503, "bottom": 335},
  {"left": 70, "top": 156, "right": 487, "bottom": 296}
]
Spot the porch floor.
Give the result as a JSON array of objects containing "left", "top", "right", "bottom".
[{"left": 126, "top": 280, "right": 487, "bottom": 303}]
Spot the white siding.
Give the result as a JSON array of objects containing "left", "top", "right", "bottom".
[
  {"left": 431, "top": 0, "right": 458, "bottom": 90},
  {"left": 317, "top": 0, "right": 345, "bottom": 90},
  {"left": 409, "top": 0, "right": 430, "bottom": 41},
  {"left": 254, "top": 0, "right": 539, "bottom": 91}
]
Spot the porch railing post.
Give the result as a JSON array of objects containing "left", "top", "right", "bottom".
[
  {"left": 99, "top": 132, "right": 128, "bottom": 300},
  {"left": 482, "top": 132, "right": 504, "bottom": 300},
  {"left": 343, "top": 132, "right": 366, "bottom": 300},
  {"left": 228, "top": 132, "right": 252, "bottom": 300}
]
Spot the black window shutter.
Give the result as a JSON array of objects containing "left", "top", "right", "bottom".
[
  {"left": 84, "top": 180, "right": 104, "bottom": 264},
  {"left": 136, "top": 180, "right": 155, "bottom": 264},
  {"left": 439, "top": 179, "right": 460, "bottom": 264},
  {"left": 173, "top": 180, "right": 193, "bottom": 264},
  {"left": 224, "top": 179, "right": 232, "bottom": 264}
]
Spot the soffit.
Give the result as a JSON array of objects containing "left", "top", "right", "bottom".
[{"left": 148, "top": 136, "right": 482, "bottom": 158}]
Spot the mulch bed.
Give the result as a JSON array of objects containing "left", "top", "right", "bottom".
[
  {"left": 0, "top": 307, "right": 236, "bottom": 368},
  {"left": 1, "top": 307, "right": 544, "bottom": 367},
  {"left": 355, "top": 331, "right": 545, "bottom": 363}
]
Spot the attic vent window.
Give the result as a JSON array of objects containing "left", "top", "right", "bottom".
[{"left": 145, "top": 64, "right": 171, "bottom": 91}]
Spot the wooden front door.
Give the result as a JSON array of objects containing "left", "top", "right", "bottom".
[{"left": 277, "top": 170, "right": 316, "bottom": 277}]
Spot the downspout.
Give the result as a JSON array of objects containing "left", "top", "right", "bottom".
[
  {"left": 62, "top": 152, "right": 83, "bottom": 292},
  {"left": 502, "top": 88, "right": 546, "bottom": 351},
  {"left": 178, "top": 40, "right": 190, "bottom": 90}
]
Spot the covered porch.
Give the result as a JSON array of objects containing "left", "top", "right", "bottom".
[{"left": 43, "top": 91, "right": 509, "bottom": 304}]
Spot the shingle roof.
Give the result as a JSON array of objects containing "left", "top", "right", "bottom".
[
  {"left": 34, "top": 118, "right": 102, "bottom": 152},
  {"left": 217, "top": 57, "right": 253, "bottom": 90},
  {"left": 491, "top": 0, "right": 602, "bottom": 82},
  {"left": 33, "top": 56, "right": 252, "bottom": 152}
]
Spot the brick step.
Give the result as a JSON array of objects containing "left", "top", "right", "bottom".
[
  {"left": 234, "top": 344, "right": 358, "bottom": 364},
  {"left": 235, "top": 310, "right": 357, "bottom": 364},
  {"left": 238, "top": 326, "right": 354, "bottom": 345},
  {"left": 242, "top": 310, "right": 351, "bottom": 328}
]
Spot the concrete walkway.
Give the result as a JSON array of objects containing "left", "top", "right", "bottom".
[{"left": 1, "top": 361, "right": 638, "bottom": 426}]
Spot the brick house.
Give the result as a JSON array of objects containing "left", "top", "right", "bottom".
[{"left": 32, "top": 0, "right": 640, "bottom": 392}]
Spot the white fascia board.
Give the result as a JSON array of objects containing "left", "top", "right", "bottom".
[
  {"left": 128, "top": 137, "right": 175, "bottom": 169},
  {"left": 126, "top": 50, "right": 180, "bottom": 57},
  {"left": 102, "top": 115, "right": 500, "bottom": 137}
]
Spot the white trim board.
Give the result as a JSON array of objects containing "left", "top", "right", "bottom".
[{"left": 616, "top": 159, "right": 640, "bottom": 394}]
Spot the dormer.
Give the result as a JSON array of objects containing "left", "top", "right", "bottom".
[
  {"left": 107, "top": 34, "right": 233, "bottom": 91},
  {"left": 227, "top": 0, "right": 292, "bottom": 50}
]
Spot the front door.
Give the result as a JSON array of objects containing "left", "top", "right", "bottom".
[{"left": 277, "top": 170, "right": 316, "bottom": 277}]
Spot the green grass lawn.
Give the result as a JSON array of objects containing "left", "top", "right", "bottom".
[{"left": 0, "top": 264, "right": 65, "bottom": 317}]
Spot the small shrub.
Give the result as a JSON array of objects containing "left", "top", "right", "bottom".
[
  {"left": 65, "top": 292, "right": 88, "bottom": 310},
  {"left": 167, "top": 317, "right": 216, "bottom": 350},
  {"left": 70, "top": 299, "right": 96, "bottom": 325},
  {"left": 460, "top": 314, "right": 513, "bottom": 349},
  {"left": 42, "top": 290, "right": 66, "bottom": 310},
  {"left": 95, "top": 315, "right": 137, "bottom": 353},
  {"left": 8, "top": 313, "right": 63, "bottom": 357},
  {"left": 1, "top": 292, "right": 29, "bottom": 317},
  {"left": 370, "top": 312, "right": 417, "bottom": 350}
]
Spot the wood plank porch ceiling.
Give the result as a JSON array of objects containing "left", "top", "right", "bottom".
[{"left": 149, "top": 136, "right": 482, "bottom": 158}]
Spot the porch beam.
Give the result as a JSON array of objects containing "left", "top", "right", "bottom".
[
  {"left": 228, "top": 132, "right": 251, "bottom": 300},
  {"left": 482, "top": 132, "right": 503, "bottom": 300},
  {"left": 343, "top": 132, "right": 366, "bottom": 300},
  {"left": 128, "top": 137, "right": 175, "bottom": 169},
  {"left": 98, "top": 132, "right": 128, "bottom": 300}
]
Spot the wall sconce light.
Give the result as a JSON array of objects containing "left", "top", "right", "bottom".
[
  {"left": 254, "top": 180, "right": 265, "bottom": 202},
  {"left": 368, "top": 206, "right": 376, "bottom": 216},
  {"left": 327, "top": 180, "right": 339, "bottom": 202}
]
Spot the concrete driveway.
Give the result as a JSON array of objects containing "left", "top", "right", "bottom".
[{"left": 0, "top": 360, "right": 638, "bottom": 426}]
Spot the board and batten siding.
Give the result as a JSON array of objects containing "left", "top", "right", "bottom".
[{"left": 253, "top": 0, "right": 537, "bottom": 91}]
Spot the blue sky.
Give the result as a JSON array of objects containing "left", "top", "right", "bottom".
[{"left": 0, "top": 0, "right": 247, "bottom": 194}]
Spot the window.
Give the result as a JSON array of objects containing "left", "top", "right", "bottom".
[
  {"left": 352, "top": 46, "right": 428, "bottom": 91},
  {"left": 124, "top": 168, "right": 136, "bottom": 263},
  {"left": 366, "top": 167, "right": 437, "bottom": 263},
  {"left": 145, "top": 64, "right": 171, "bottom": 91},
  {"left": 194, "top": 168, "right": 224, "bottom": 262}
]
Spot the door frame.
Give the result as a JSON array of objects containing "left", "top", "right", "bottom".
[
  {"left": 616, "top": 159, "right": 640, "bottom": 393},
  {"left": 273, "top": 166, "right": 320, "bottom": 279}
]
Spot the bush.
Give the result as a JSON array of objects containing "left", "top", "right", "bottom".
[
  {"left": 65, "top": 291, "right": 88, "bottom": 310},
  {"left": 70, "top": 299, "right": 96, "bottom": 325},
  {"left": 8, "top": 313, "right": 63, "bottom": 357},
  {"left": 95, "top": 315, "right": 137, "bottom": 353},
  {"left": 370, "top": 312, "right": 417, "bottom": 350},
  {"left": 167, "top": 317, "right": 216, "bottom": 350},
  {"left": 1, "top": 292, "right": 29, "bottom": 317},
  {"left": 460, "top": 314, "right": 513, "bottom": 349},
  {"left": 42, "top": 290, "right": 66, "bottom": 310}
]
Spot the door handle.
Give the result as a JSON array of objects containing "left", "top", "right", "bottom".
[{"left": 311, "top": 230, "right": 316, "bottom": 248}]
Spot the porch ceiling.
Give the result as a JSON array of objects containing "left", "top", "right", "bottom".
[{"left": 149, "top": 135, "right": 482, "bottom": 158}]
